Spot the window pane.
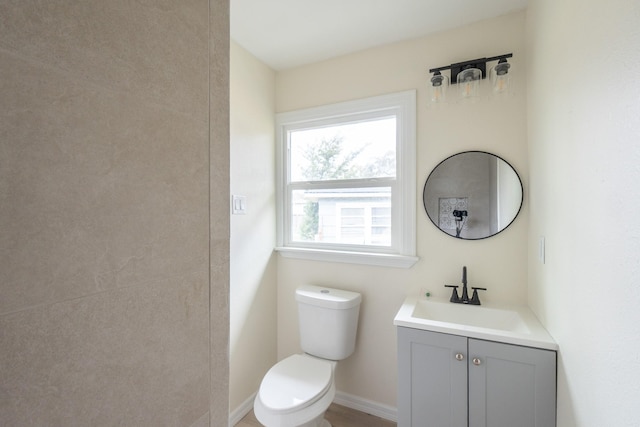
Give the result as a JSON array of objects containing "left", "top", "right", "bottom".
[
  {"left": 291, "top": 187, "right": 391, "bottom": 246},
  {"left": 289, "top": 117, "right": 396, "bottom": 182}
]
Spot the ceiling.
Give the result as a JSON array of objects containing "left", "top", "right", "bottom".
[{"left": 230, "top": 0, "right": 527, "bottom": 70}]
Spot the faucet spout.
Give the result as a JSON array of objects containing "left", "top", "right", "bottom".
[{"left": 461, "top": 266, "right": 469, "bottom": 303}]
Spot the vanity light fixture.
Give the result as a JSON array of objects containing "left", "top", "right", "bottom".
[{"left": 428, "top": 53, "right": 513, "bottom": 104}]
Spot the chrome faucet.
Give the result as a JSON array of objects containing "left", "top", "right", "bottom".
[{"left": 444, "top": 266, "right": 487, "bottom": 305}]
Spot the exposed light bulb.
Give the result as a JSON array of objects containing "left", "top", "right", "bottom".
[
  {"left": 431, "top": 86, "right": 444, "bottom": 102},
  {"left": 461, "top": 81, "right": 474, "bottom": 97},
  {"left": 491, "top": 59, "right": 511, "bottom": 95},
  {"left": 493, "top": 75, "right": 509, "bottom": 93},
  {"left": 429, "top": 72, "right": 448, "bottom": 104},
  {"left": 457, "top": 68, "right": 481, "bottom": 100}
]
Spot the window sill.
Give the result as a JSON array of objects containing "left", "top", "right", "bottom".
[{"left": 275, "top": 246, "right": 419, "bottom": 268}]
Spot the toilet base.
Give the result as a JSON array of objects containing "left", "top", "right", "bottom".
[{"left": 296, "top": 416, "right": 330, "bottom": 427}]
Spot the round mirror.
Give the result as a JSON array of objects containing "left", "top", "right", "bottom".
[{"left": 423, "top": 151, "right": 523, "bottom": 239}]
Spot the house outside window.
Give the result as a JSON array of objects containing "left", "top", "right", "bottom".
[{"left": 276, "top": 91, "right": 418, "bottom": 268}]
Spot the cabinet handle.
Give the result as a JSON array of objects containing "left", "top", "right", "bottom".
[
  {"left": 472, "top": 358, "right": 482, "bottom": 366},
  {"left": 455, "top": 353, "right": 465, "bottom": 361}
]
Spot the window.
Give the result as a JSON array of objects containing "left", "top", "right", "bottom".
[{"left": 276, "top": 91, "right": 417, "bottom": 268}]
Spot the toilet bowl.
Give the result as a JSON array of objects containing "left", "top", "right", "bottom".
[{"left": 254, "top": 354, "right": 337, "bottom": 427}]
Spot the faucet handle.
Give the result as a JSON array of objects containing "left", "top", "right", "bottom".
[
  {"left": 444, "top": 285, "right": 460, "bottom": 303},
  {"left": 469, "top": 287, "right": 487, "bottom": 305}
]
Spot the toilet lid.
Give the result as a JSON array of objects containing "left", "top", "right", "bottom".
[{"left": 258, "top": 354, "right": 333, "bottom": 414}]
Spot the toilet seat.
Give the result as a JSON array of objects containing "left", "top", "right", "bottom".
[{"left": 258, "top": 354, "right": 333, "bottom": 414}]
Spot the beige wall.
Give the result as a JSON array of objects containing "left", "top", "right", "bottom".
[
  {"left": 0, "top": 1, "right": 229, "bottom": 426},
  {"left": 526, "top": 0, "right": 640, "bottom": 425},
  {"left": 229, "top": 41, "right": 278, "bottom": 413},
  {"left": 275, "top": 11, "right": 529, "bottom": 408}
]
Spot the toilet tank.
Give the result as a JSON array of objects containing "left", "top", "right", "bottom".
[{"left": 295, "top": 285, "right": 362, "bottom": 360}]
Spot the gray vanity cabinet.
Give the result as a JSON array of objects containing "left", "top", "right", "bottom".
[{"left": 397, "top": 327, "right": 556, "bottom": 427}]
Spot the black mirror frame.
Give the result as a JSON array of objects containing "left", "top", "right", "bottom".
[{"left": 422, "top": 150, "right": 524, "bottom": 240}]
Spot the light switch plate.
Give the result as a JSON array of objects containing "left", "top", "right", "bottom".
[{"left": 232, "top": 195, "right": 246, "bottom": 215}]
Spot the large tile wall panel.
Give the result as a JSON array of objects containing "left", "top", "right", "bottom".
[
  {"left": 0, "top": 0, "right": 209, "bottom": 117},
  {"left": 0, "top": 272, "right": 209, "bottom": 426},
  {"left": 0, "top": 51, "right": 208, "bottom": 314},
  {"left": 0, "top": 0, "right": 228, "bottom": 425}
]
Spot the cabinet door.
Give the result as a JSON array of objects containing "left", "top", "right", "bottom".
[
  {"left": 468, "top": 339, "right": 557, "bottom": 427},
  {"left": 398, "top": 327, "right": 467, "bottom": 427}
]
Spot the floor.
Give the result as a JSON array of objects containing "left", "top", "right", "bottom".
[{"left": 235, "top": 403, "right": 397, "bottom": 427}]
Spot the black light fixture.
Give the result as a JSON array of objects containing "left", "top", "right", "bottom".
[{"left": 428, "top": 53, "right": 513, "bottom": 103}]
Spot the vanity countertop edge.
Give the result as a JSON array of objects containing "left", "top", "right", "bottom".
[{"left": 394, "top": 296, "right": 558, "bottom": 351}]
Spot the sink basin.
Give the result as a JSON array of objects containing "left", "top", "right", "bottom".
[
  {"left": 394, "top": 296, "right": 557, "bottom": 350},
  {"left": 411, "top": 300, "right": 530, "bottom": 334}
]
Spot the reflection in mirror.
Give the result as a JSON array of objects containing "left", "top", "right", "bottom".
[{"left": 423, "top": 151, "right": 523, "bottom": 239}]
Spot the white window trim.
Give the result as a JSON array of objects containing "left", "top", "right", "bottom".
[{"left": 275, "top": 90, "right": 418, "bottom": 268}]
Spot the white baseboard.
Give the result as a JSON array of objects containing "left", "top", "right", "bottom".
[
  {"left": 229, "top": 392, "right": 256, "bottom": 427},
  {"left": 229, "top": 390, "right": 398, "bottom": 425},
  {"left": 333, "top": 390, "right": 398, "bottom": 422}
]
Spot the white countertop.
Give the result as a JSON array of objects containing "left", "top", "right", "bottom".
[{"left": 394, "top": 296, "right": 558, "bottom": 351}]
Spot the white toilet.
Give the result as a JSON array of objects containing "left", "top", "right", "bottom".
[{"left": 254, "top": 284, "right": 362, "bottom": 427}]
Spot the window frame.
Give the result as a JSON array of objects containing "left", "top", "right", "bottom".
[{"left": 275, "top": 90, "right": 418, "bottom": 268}]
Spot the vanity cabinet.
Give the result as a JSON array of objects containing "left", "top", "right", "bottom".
[{"left": 397, "top": 327, "right": 556, "bottom": 427}]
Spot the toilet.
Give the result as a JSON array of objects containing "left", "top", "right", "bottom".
[{"left": 254, "top": 284, "right": 362, "bottom": 427}]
